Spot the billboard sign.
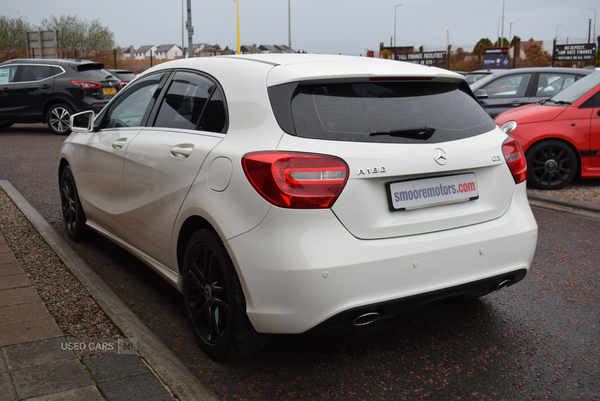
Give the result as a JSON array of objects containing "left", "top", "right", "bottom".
[
  {"left": 554, "top": 43, "right": 596, "bottom": 62},
  {"left": 396, "top": 51, "right": 447, "bottom": 66},
  {"left": 482, "top": 56, "right": 511, "bottom": 69}
]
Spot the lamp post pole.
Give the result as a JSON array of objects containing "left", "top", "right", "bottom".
[
  {"left": 233, "top": 0, "right": 241, "bottom": 54},
  {"left": 394, "top": 4, "right": 402, "bottom": 47},
  {"left": 288, "top": 0, "right": 292, "bottom": 51}
]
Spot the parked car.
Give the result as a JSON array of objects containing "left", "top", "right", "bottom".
[
  {"left": 495, "top": 70, "right": 600, "bottom": 190},
  {"left": 107, "top": 69, "right": 136, "bottom": 88},
  {"left": 467, "top": 67, "right": 593, "bottom": 118},
  {"left": 0, "top": 58, "right": 120, "bottom": 134},
  {"left": 60, "top": 54, "right": 538, "bottom": 359}
]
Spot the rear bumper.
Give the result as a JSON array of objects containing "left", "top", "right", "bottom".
[{"left": 225, "top": 183, "right": 537, "bottom": 334}]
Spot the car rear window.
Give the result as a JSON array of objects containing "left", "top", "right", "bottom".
[
  {"left": 270, "top": 81, "right": 496, "bottom": 144},
  {"left": 74, "top": 64, "right": 115, "bottom": 81}
]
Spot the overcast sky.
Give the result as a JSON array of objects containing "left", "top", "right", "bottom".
[{"left": 4, "top": 0, "right": 599, "bottom": 55}]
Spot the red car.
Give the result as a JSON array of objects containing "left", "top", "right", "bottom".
[{"left": 494, "top": 70, "right": 600, "bottom": 189}]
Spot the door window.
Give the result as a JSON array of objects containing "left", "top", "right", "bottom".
[
  {"left": 17, "top": 65, "right": 54, "bottom": 82},
  {"left": 153, "top": 71, "right": 226, "bottom": 132},
  {"left": 0, "top": 65, "right": 18, "bottom": 84},
  {"left": 536, "top": 74, "right": 577, "bottom": 97},
  {"left": 482, "top": 74, "right": 532, "bottom": 98},
  {"left": 103, "top": 73, "right": 165, "bottom": 128}
]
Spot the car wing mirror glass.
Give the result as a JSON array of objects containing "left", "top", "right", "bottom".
[{"left": 71, "top": 110, "right": 95, "bottom": 133}]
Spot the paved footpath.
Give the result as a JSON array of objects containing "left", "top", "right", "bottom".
[{"left": 0, "top": 180, "right": 218, "bottom": 401}]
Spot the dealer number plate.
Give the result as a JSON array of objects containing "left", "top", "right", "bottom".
[{"left": 388, "top": 173, "right": 479, "bottom": 211}]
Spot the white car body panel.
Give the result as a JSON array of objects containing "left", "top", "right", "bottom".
[{"left": 227, "top": 182, "right": 536, "bottom": 334}]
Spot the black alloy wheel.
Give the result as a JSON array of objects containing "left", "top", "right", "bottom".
[
  {"left": 47, "top": 104, "right": 73, "bottom": 135},
  {"left": 526, "top": 140, "right": 578, "bottom": 190},
  {"left": 183, "top": 229, "right": 269, "bottom": 359},
  {"left": 60, "top": 166, "right": 88, "bottom": 240}
]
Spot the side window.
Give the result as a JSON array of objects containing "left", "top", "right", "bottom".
[
  {"left": 483, "top": 74, "right": 532, "bottom": 98},
  {"left": 153, "top": 71, "right": 226, "bottom": 132},
  {"left": 103, "top": 73, "right": 164, "bottom": 128},
  {"left": 536, "top": 74, "right": 576, "bottom": 97},
  {"left": 0, "top": 65, "right": 18, "bottom": 84},
  {"left": 17, "top": 65, "right": 53, "bottom": 82}
]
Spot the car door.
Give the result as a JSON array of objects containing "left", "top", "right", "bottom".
[
  {"left": 476, "top": 72, "right": 533, "bottom": 118},
  {"left": 75, "top": 72, "right": 168, "bottom": 242},
  {"left": 0, "top": 64, "right": 19, "bottom": 120},
  {"left": 11, "top": 64, "right": 55, "bottom": 120},
  {"left": 121, "top": 70, "right": 227, "bottom": 267},
  {"left": 590, "top": 90, "right": 600, "bottom": 168}
]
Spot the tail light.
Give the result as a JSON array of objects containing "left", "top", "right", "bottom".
[
  {"left": 242, "top": 151, "right": 349, "bottom": 209},
  {"left": 69, "top": 80, "right": 102, "bottom": 89},
  {"left": 502, "top": 137, "right": 527, "bottom": 184},
  {"left": 117, "top": 80, "right": 127, "bottom": 89}
]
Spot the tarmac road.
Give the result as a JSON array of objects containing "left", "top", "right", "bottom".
[{"left": 1, "top": 124, "right": 599, "bottom": 400}]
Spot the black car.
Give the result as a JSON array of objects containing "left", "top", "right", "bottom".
[
  {"left": 0, "top": 59, "right": 120, "bottom": 134},
  {"left": 467, "top": 67, "right": 593, "bottom": 118},
  {"left": 107, "top": 69, "right": 136, "bottom": 88}
]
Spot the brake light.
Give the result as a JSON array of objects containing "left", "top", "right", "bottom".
[
  {"left": 69, "top": 80, "right": 102, "bottom": 89},
  {"left": 242, "top": 151, "right": 349, "bottom": 209},
  {"left": 502, "top": 137, "right": 527, "bottom": 184},
  {"left": 117, "top": 80, "right": 127, "bottom": 88}
]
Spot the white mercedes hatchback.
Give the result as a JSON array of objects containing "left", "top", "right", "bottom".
[{"left": 59, "top": 54, "right": 538, "bottom": 359}]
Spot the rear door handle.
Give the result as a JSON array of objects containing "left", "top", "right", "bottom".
[
  {"left": 171, "top": 144, "right": 194, "bottom": 158},
  {"left": 112, "top": 138, "right": 128, "bottom": 149}
]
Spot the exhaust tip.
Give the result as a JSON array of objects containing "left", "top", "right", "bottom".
[
  {"left": 352, "top": 312, "right": 379, "bottom": 327},
  {"left": 495, "top": 279, "right": 512, "bottom": 291}
]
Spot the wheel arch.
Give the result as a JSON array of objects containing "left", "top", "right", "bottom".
[
  {"left": 42, "top": 96, "right": 78, "bottom": 123},
  {"left": 176, "top": 216, "right": 218, "bottom": 275}
]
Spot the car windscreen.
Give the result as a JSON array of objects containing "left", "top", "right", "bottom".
[
  {"left": 271, "top": 80, "right": 496, "bottom": 144},
  {"left": 550, "top": 70, "right": 600, "bottom": 104}
]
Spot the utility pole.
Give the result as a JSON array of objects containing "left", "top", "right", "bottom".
[{"left": 186, "top": 0, "right": 193, "bottom": 58}]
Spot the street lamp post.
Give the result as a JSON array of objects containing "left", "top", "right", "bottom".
[
  {"left": 288, "top": 0, "right": 291, "bottom": 51},
  {"left": 556, "top": 24, "right": 562, "bottom": 41},
  {"left": 394, "top": 4, "right": 402, "bottom": 47},
  {"left": 234, "top": 0, "right": 241, "bottom": 54}
]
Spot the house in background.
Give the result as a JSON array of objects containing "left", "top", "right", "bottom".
[
  {"left": 259, "top": 45, "right": 295, "bottom": 53},
  {"left": 134, "top": 45, "right": 157, "bottom": 60},
  {"left": 155, "top": 44, "right": 183, "bottom": 60},
  {"left": 192, "top": 44, "right": 235, "bottom": 57}
]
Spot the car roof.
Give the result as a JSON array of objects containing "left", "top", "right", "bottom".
[
  {"left": 0, "top": 58, "right": 104, "bottom": 68},
  {"left": 468, "top": 67, "right": 593, "bottom": 78},
  {"left": 141, "top": 54, "right": 466, "bottom": 87}
]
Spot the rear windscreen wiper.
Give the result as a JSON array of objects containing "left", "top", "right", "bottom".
[{"left": 370, "top": 126, "right": 436, "bottom": 140}]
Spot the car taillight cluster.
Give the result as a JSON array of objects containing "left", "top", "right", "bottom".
[
  {"left": 117, "top": 81, "right": 127, "bottom": 89},
  {"left": 502, "top": 137, "right": 527, "bottom": 184},
  {"left": 242, "top": 151, "right": 349, "bottom": 209},
  {"left": 69, "top": 80, "right": 102, "bottom": 89}
]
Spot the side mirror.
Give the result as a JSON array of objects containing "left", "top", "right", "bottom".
[
  {"left": 475, "top": 89, "right": 488, "bottom": 99},
  {"left": 70, "top": 110, "right": 95, "bottom": 133}
]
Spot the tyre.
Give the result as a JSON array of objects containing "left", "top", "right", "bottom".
[
  {"left": 183, "top": 229, "right": 269, "bottom": 359},
  {"left": 60, "top": 166, "right": 89, "bottom": 240},
  {"left": 47, "top": 104, "right": 73, "bottom": 135},
  {"left": 526, "top": 140, "right": 578, "bottom": 190}
]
